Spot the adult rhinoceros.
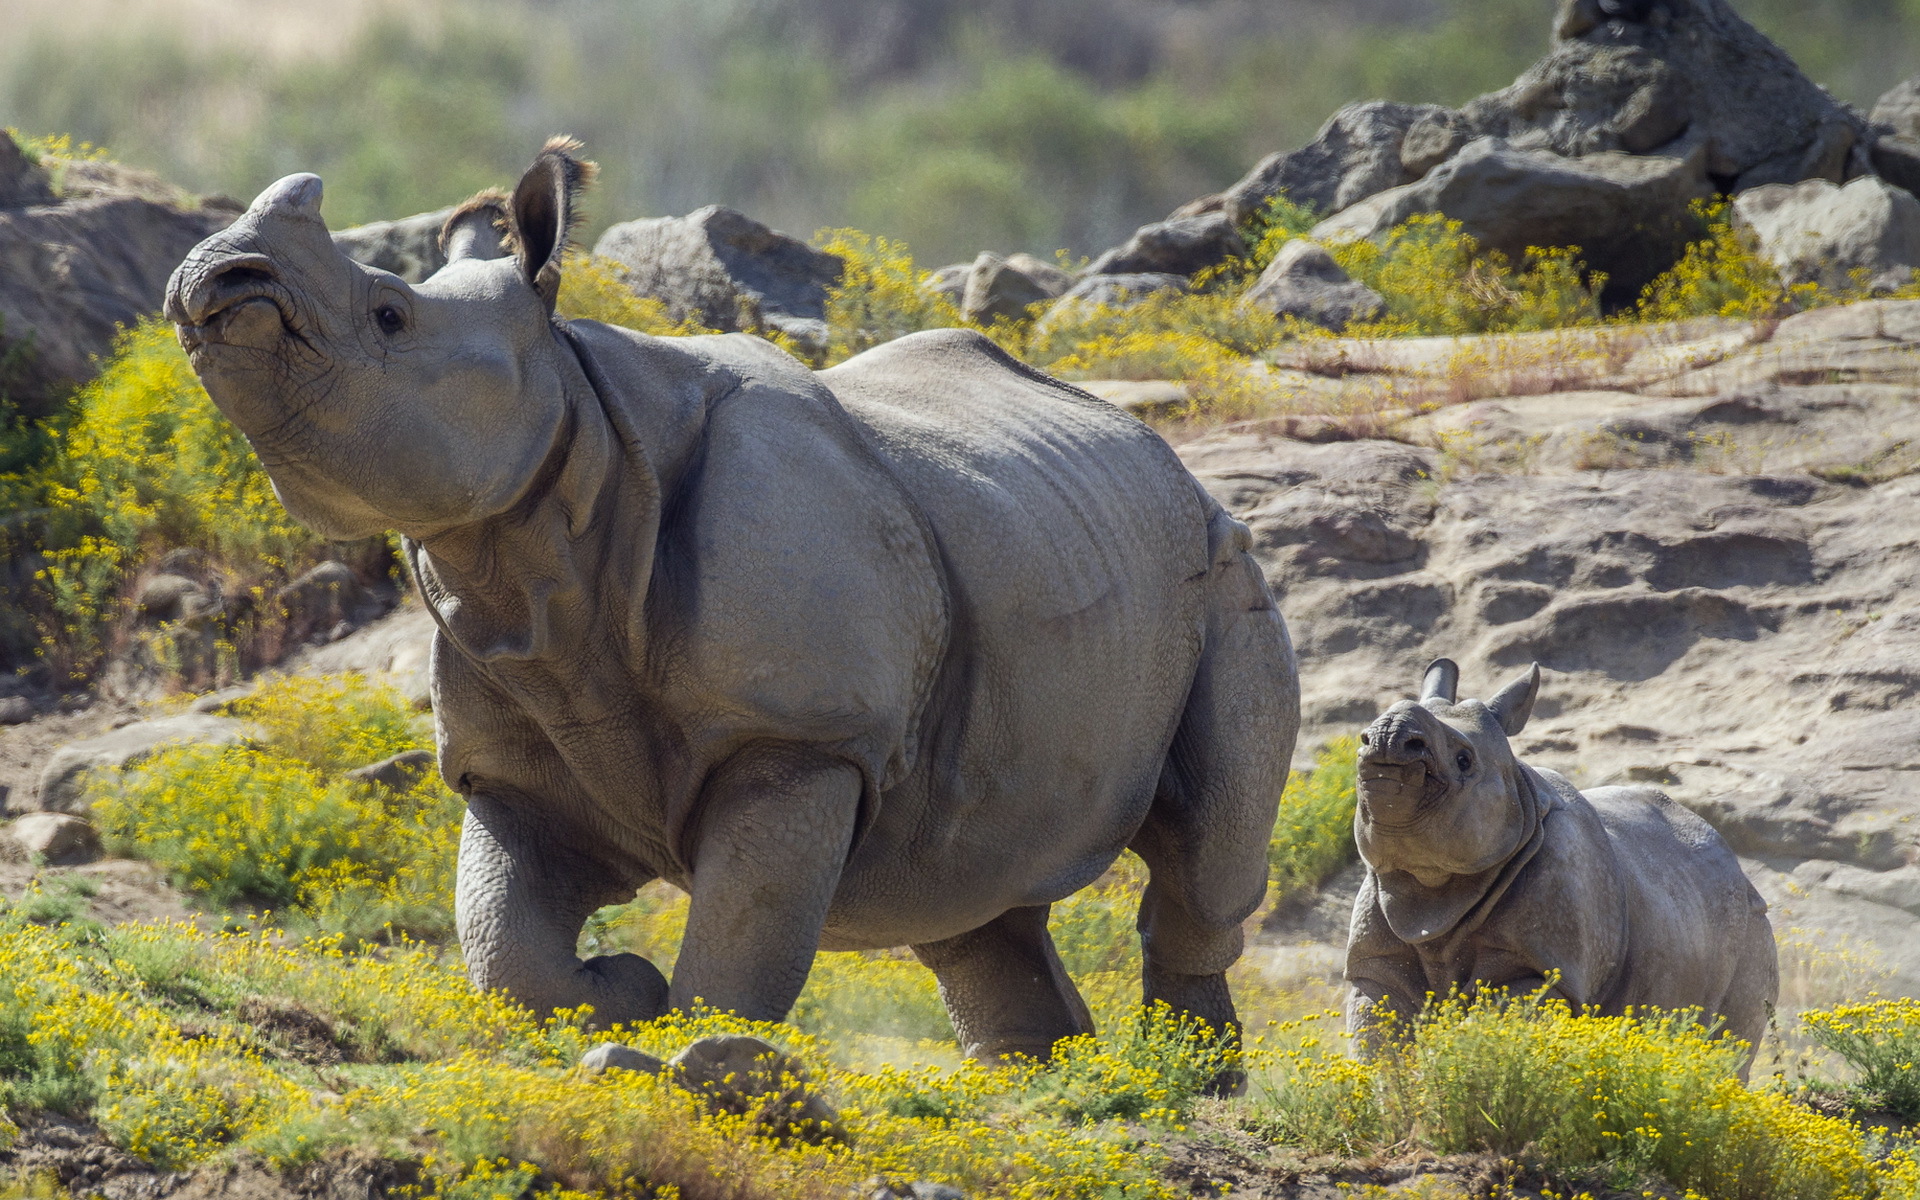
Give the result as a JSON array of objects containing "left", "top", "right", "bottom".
[
  {"left": 164, "top": 139, "right": 1300, "bottom": 1070},
  {"left": 1346, "top": 659, "right": 1777, "bottom": 1073}
]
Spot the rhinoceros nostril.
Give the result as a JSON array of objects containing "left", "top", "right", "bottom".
[{"left": 1405, "top": 736, "right": 1426, "bottom": 752}]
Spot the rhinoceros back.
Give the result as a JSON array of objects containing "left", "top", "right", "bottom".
[{"left": 817, "top": 330, "right": 1215, "bottom": 940}]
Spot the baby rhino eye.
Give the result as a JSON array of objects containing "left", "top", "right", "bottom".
[
  {"left": 375, "top": 305, "right": 407, "bottom": 336},
  {"left": 1456, "top": 751, "right": 1473, "bottom": 773}
]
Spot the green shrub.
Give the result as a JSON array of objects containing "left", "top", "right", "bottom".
[
  {"left": 90, "top": 675, "right": 458, "bottom": 938},
  {"left": 1803, "top": 996, "right": 1920, "bottom": 1121},
  {"left": 1268, "top": 736, "right": 1359, "bottom": 909},
  {"left": 1635, "top": 199, "right": 1811, "bottom": 322},
  {"left": 1029, "top": 1002, "right": 1235, "bottom": 1124},
  {"left": 1331, "top": 214, "right": 1605, "bottom": 336},
  {"left": 815, "top": 228, "right": 965, "bottom": 365},
  {"left": 1253, "top": 992, "right": 1891, "bottom": 1200}
]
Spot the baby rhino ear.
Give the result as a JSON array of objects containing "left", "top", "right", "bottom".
[{"left": 1486, "top": 663, "right": 1541, "bottom": 736}]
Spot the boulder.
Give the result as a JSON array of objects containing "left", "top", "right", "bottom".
[
  {"left": 579, "top": 1041, "right": 666, "bottom": 1076},
  {"left": 1732, "top": 176, "right": 1920, "bottom": 293},
  {"left": 921, "top": 263, "right": 969, "bottom": 309},
  {"left": 0, "top": 137, "right": 55, "bottom": 209},
  {"left": 1241, "top": 240, "right": 1386, "bottom": 330},
  {"left": 1311, "top": 135, "right": 1712, "bottom": 304},
  {"left": 1872, "top": 75, "right": 1920, "bottom": 142},
  {"left": 1221, "top": 101, "right": 1454, "bottom": 225},
  {"left": 0, "top": 696, "right": 33, "bottom": 726},
  {"left": 134, "top": 573, "right": 216, "bottom": 625},
  {"left": 0, "top": 192, "right": 235, "bottom": 417},
  {"left": 959, "top": 252, "right": 1069, "bottom": 324},
  {"left": 1084, "top": 212, "right": 1245, "bottom": 280},
  {"left": 287, "top": 604, "right": 437, "bottom": 710},
  {"left": 593, "top": 206, "right": 844, "bottom": 351},
  {"left": 8, "top": 812, "right": 101, "bottom": 865},
  {"left": 346, "top": 748, "right": 437, "bottom": 793},
  {"left": 1868, "top": 135, "right": 1920, "bottom": 201},
  {"left": 332, "top": 207, "right": 455, "bottom": 284},
  {"left": 668, "top": 1034, "right": 842, "bottom": 1143},
  {"left": 1471, "top": 0, "right": 1867, "bottom": 191},
  {"left": 32, "top": 713, "right": 255, "bottom": 815},
  {"left": 276, "top": 561, "right": 384, "bottom": 646}
]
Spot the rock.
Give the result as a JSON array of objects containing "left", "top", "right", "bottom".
[
  {"left": 0, "top": 191, "right": 234, "bottom": 417},
  {"left": 134, "top": 573, "right": 215, "bottom": 625},
  {"left": 862, "top": 1182, "right": 968, "bottom": 1200},
  {"left": 1241, "top": 240, "right": 1386, "bottom": 330},
  {"left": 8, "top": 813, "right": 101, "bottom": 865},
  {"left": 332, "top": 207, "right": 455, "bottom": 284},
  {"left": 1872, "top": 75, "right": 1920, "bottom": 142},
  {"left": 33, "top": 714, "right": 255, "bottom": 815},
  {"left": 188, "top": 685, "right": 252, "bottom": 715},
  {"left": 0, "top": 696, "right": 31, "bottom": 726},
  {"left": 0, "top": 136, "right": 55, "bottom": 209},
  {"left": 1222, "top": 101, "right": 1454, "bottom": 224},
  {"left": 287, "top": 604, "right": 436, "bottom": 710},
  {"left": 593, "top": 206, "right": 844, "bottom": 351},
  {"left": 1733, "top": 176, "right": 1920, "bottom": 293},
  {"left": 578, "top": 1041, "right": 666, "bottom": 1076},
  {"left": 1311, "top": 134, "right": 1712, "bottom": 304},
  {"left": 1084, "top": 212, "right": 1245, "bottom": 280},
  {"left": 959, "top": 252, "right": 1056, "bottom": 325},
  {"left": 276, "top": 561, "right": 383, "bottom": 646},
  {"left": 346, "top": 748, "right": 437, "bottom": 793},
  {"left": 668, "top": 1034, "right": 842, "bottom": 1142},
  {"left": 921, "top": 263, "right": 969, "bottom": 308},
  {"left": 1868, "top": 134, "right": 1920, "bottom": 201},
  {"left": 1471, "top": 0, "right": 1866, "bottom": 190}
]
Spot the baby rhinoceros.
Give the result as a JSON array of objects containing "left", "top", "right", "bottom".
[{"left": 1345, "top": 659, "right": 1778, "bottom": 1071}]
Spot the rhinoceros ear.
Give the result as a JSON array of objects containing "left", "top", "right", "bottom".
[
  {"left": 506, "top": 136, "right": 598, "bottom": 312},
  {"left": 1485, "top": 663, "right": 1541, "bottom": 736},
  {"left": 1421, "top": 658, "right": 1459, "bottom": 704}
]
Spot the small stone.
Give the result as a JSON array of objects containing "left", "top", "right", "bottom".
[
  {"left": 579, "top": 1041, "right": 666, "bottom": 1076},
  {"left": 669, "top": 1034, "right": 844, "bottom": 1143},
  {"left": 9, "top": 813, "right": 102, "bottom": 865},
  {"left": 346, "top": 748, "right": 438, "bottom": 793},
  {"left": 0, "top": 696, "right": 32, "bottom": 726}
]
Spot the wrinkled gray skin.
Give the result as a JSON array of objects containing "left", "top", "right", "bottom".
[
  {"left": 163, "top": 144, "right": 1300, "bottom": 1077},
  {"left": 1346, "top": 659, "right": 1777, "bottom": 1075}
]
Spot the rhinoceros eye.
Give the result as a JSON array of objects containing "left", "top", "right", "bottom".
[
  {"left": 375, "top": 304, "right": 407, "bottom": 336},
  {"left": 1456, "top": 751, "right": 1473, "bottom": 773}
]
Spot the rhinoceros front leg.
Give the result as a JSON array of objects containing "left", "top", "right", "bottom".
[
  {"left": 911, "top": 904, "right": 1095, "bottom": 1063},
  {"left": 457, "top": 795, "right": 668, "bottom": 1026},
  {"left": 668, "top": 743, "right": 862, "bottom": 1020}
]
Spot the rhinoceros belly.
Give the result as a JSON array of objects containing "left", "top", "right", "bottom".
[{"left": 815, "top": 330, "right": 1211, "bottom": 948}]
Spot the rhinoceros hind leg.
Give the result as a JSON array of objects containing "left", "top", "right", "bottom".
[
  {"left": 457, "top": 795, "right": 667, "bottom": 1027},
  {"left": 912, "top": 905, "right": 1094, "bottom": 1063},
  {"left": 1130, "top": 533, "right": 1297, "bottom": 1093}
]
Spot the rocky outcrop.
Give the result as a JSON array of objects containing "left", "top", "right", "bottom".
[
  {"left": 1312, "top": 135, "right": 1711, "bottom": 303},
  {"left": 31, "top": 714, "right": 255, "bottom": 815},
  {"left": 0, "top": 154, "right": 237, "bottom": 416},
  {"left": 593, "top": 206, "right": 844, "bottom": 352},
  {"left": 1084, "top": 212, "right": 1245, "bottom": 280},
  {"left": 960, "top": 251, "right": 1073, "bottom": 324},
  {"left": 1733, "top": 176, "right": 1920, "bottom": 293},
  {"left": 1216, "top": 101, "right": 1452, "bottom": 224},
  {"left": 1172, "top": 300, "right": 1920, "bottom": 998},
  {"left": 1032, "top": 272, "right": 1188, "bottom": 338},
  {"left": 332, "top": 207, "right": 455, "bottom": 283},
  {"left": 1241, "top": 240, "right": 1385, "bottom": 330},
  {"left": 1872, "top": 74, "right": 1920, "bottom": 142}
]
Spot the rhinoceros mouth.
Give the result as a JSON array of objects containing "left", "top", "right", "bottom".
[
  {"left": 1356, "top": 760, "right": 1450, "bottom": 830},
  {"left": 171, "top": 255, "right": 305, "bottom": 361}
]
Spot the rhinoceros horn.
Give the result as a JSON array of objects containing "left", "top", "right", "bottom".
[{"left": 1421, "top": 658, "right": 1459, "bottom": 704}]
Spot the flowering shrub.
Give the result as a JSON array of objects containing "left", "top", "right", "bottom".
[
  {"left": 1803, "top": 997, "right": 1920, "bottom": 1121},
  {"left": 1268, "top": 735, "right": 1359, "bottom": 909},
  {"left": 815, "top": 228, "right": 965, "bottom": 365},
  {"left": 1250, "top": 992, "right": 1902, "bottom": 1200}
]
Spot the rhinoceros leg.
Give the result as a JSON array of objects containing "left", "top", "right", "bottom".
[
  {"left": 667, "top": 743, "right": 862, "bottom": 1021},
  {"left": 1130, "top": 520, "right": 1297, "bottom": 1094},
  {"left": 911, "top": 904, "right": 1094, "bottom": 1063},
  {"left": 457, "top": 795, "right": 669, "bottom": 1026}
]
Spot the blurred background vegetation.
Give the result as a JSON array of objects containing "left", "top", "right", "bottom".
[{"left": 8, "top": 0, "right": 1920, "bottom": 266}]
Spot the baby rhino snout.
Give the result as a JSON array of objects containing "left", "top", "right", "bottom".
[
  {"left": 1356, "top": 710, "right": 1447, "bottom": 829},
  {"left": 1358, "top": 712, "right": 1432, "bottom": 766}
]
